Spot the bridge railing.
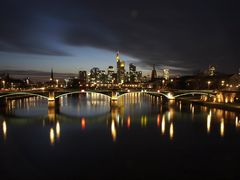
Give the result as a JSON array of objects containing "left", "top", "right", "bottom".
[
  {"left": 0, "top": 92, "right": 49, "bottom": 100},
  {"left": 0, "top": 89, "right": 217, "bottom": 102}
]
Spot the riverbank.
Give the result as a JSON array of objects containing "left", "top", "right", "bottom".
[{"left": 178, "top": 97, "right": 240, "bottom": 112}]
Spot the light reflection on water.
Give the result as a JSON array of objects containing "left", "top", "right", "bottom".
[
  {"left": 1, "top": 93, "right": 240, "bottom": 178},
  {"left": 56, "top": 121, "right": 61, "bottom": 140},
  {"left": 2, "top": 120, "right": 7, "bottom": 141},
  {"left": 50, "top": 128, "right": 55, "bottom": 145},
  {"left": 111, "top": 120, "right": 117, "bottom": 142},
  {"left": 207, "top": 110, "right": 211, "bottom": 134},
  {"left": 161, "top": 115, "right": 166, "bottom": 135},
  {"left": 220, "top": 118, "right": 224, "bottom": 137},
  {"left": 169, "top": 122, "right": 174, "bottom": 140},
  {"left": 0, "top": 93, "right": 240, "bottom": 144}
]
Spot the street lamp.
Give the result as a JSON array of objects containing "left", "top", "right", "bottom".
[
  {"left": 221, "top": 80, "right": 225, "bottom": 86},
  {"left": 56, "top": 79, "right": 59, "bottom": 88},
  {"left": 2, "top": 80, "right": 5, "bottom": 89},
  {"left": 162, "top": 79, "right": 165, "bottom": 88},
  {"left": 207, "top": 81, "right": 211, "bottom": 89}
]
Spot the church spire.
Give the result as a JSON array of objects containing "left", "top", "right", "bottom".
[{"left": 50, "top": 68, "right": 54, "bottom": 82}]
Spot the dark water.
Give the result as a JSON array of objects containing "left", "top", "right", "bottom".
[{"left": 0, "top": 93, "right": 240, "bottom": 179}]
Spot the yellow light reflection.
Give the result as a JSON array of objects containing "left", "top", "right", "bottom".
[
  {"left": 48, "top": 107, "right": 56, "bottom": 122},
  {"left": 207, "top": 114, "right": 211, "bottom": 134},
  {"left": 50, "top": 128, "right": 55, "bottom": 145},
  {"left": 220, "top": 118, "right": 224, "bottom": 137},
  {"left": 56, "top": 122, "right": 60, "bottom": 140},
  {"left": 167, "top": 111, "right": 171, "bottom": 122},
  {"left": 161, "top": 115, "right": 165, "bottom": 135},
  {"left": 141, "top": 115, "right": 147, "bottom": 127},
  {"left": 169, "top": 122, "right": 174, "bottom": 140},
  {"left": 111, "top": 120, "right": 117, "bottom": 142},
  {"left": 2, "top": 121, "right": 7, "bottom": 141},
  {"left": 192, "top": 106, "right": 195, "bottom": 117},
  {"left": 236, "top": 116, "right": 240, "bottom": 128},
  {"left": 207, "top": 110, "right": 211, "bottom": 134}
]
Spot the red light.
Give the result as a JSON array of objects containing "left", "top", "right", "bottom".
[
  {"left": 81, "top": 118, "right": 86, "bottom": 130},
  {"left": 127, "top": 115, "right": 131, "bottom": 129},
  {"left": 157, "top": 114, "right": 161, "bottom": 127}
]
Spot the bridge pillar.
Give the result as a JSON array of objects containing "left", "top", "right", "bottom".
[
  {"left": 110, "top": 91, "right": 118, "bottom": 107},
  {"left": 48, "top": 97, "right": 59, "bottom": 122},
  {"left": 48, "top": 88, "right": 59, "bottom": 109},
  {"left": 48, "top": 89, "right": 55, "bottom": 101}
]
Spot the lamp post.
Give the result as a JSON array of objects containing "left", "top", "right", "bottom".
[
  {"left": 207, "top": 81, "right": 211, "bottom": 89},
  {"left": 162, "top": 79, "right": 165, "bottom": 88},
  {"left": 56, "top": 79, "right": 59, "bottom": 88},
  {"left": 2, "top": 80, "right": 5, "bottom": 89}
]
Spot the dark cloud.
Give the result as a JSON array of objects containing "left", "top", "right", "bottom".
[
  {"left": 1, "top": 0, "right": 240, "bottom": 73},
  {"left": 0, "top": 0, "right": 69, "bottom": 56}
]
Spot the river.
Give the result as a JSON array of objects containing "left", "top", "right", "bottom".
[{"left": 0, "top": 93, "right": 240, "bottom": 179}]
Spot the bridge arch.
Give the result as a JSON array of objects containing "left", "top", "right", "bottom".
[
  {"left": 0, "top": 92, "right": 49, "bottom": 100},
  {"left": 174, "top": 92, "right": 216, "bottom": 98},
  {"left": 116, "top": 92, "right": 143, "bottom": 99},
  {"left": 145, "top": 92, "right": 172, "bottom": 99},
  {"left": 55, "top": 91, "right": 112, "bottom": 99},
  {"left": 117, "top": 91, "right": 173, "bottom": 99}
]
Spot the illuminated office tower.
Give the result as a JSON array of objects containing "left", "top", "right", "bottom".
[
  {"left": 163, "top": 69, "right": 169, "bottom": 80},
  {"left": 116, "top": 52, "right": 125, "bottom": 84},
  {"left": 107, "top": 66, "right": 114, "bottom": 83}
]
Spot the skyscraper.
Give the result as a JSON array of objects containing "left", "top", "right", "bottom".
[
  {"left": 163, "top": 69, "right": 169, "bottom": 80},
  {"left": 90, "top": 67, "right": 100, "bottom": 84},
  {"left": 107, "top": 66, "right": 114, "bottom": 83},
  {"left": 151, "top": 64, "right": 157, "bottom": 81},
  {"left": 79, "top": 71, "right": 87, "bottom": 83},
  {"left": 116, "top": 52, "right": 125, "bottom": 84},
  {"left": 129, "top": 63, "right": 136, "bottom": 72},
  {"left": 129, "top": 63, "right": 136, "bottom": 83},
  {"left": 108, "top": 66, "right": 114, "bottom": 75},
  {"left": 99, "top": 70, "right": 107, "bottom": 83},
  {"left": 136, "top": 71, "right": 142, "bottom": 83}
]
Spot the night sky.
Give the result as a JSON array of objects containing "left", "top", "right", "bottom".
[{"left": 0, "top": 0, "right": 240, "bottom": 75}]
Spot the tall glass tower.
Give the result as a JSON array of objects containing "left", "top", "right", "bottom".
[{"left": 116, "top": 52, "right": 125, "bottom": 84}]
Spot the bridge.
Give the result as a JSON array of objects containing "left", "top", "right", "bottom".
[{"left": 0, "top": 88, "right": 217, "bottom": 108}]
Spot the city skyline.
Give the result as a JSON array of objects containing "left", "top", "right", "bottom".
[{"left": 1, "top": 0, "right": 240, "bottom": 75}]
